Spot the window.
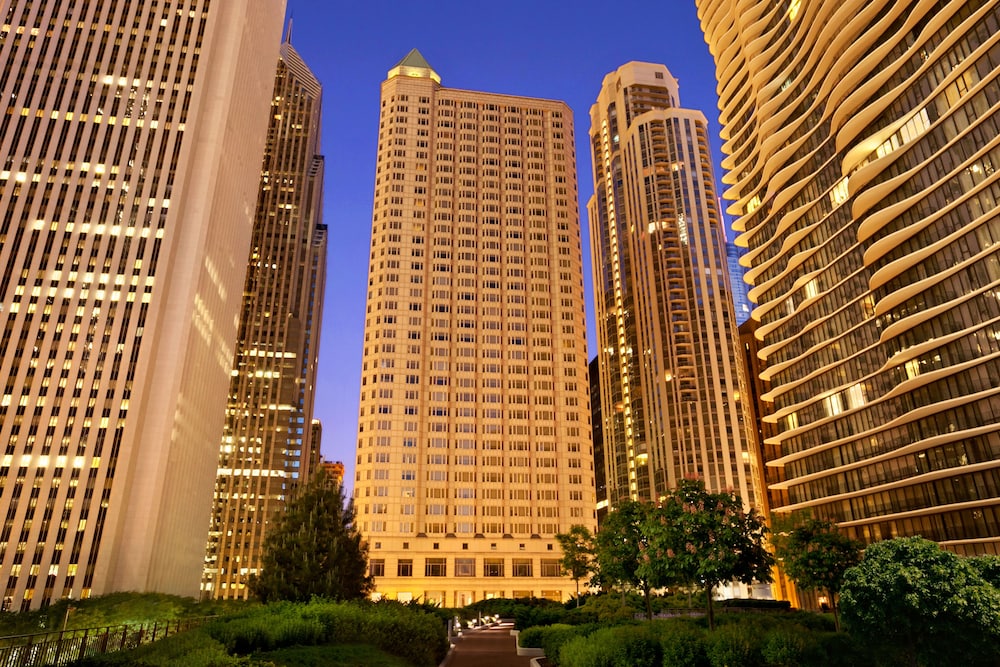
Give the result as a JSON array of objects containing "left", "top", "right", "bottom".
[
  {"left": 370, "top": 559, "right": 386, "bottom": 577},
  {"left": 425, "top": 558, "right": 447, "bottom": 577},
  {"left": 455, "top": 558, "right": 475, "bottom": 577},
  {"left": 540, "top": 559, "right": 562, "bottom": 577},
  {"left": 484, "top": 559, "right": 504, "bottom": 577},
  {"left": 513, "top": 559, "right": 533, "bottom": 577},
  {"left": 397, "top": 559, "right": 413, "bottom": 577}
]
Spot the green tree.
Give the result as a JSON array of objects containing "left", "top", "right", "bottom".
[
  {"left": 593, "top": 500, "right": 657, "bottom": 619},
  {"left": 772, "top": 517, "right": 862, "bottom": 631},
  {"left": 249, "top": 468, "right": 373, "bottom": 603},
  {"left": 840, "top": 536, "right": 1000, "bottom": 666},
  {"left": 556, "top": 524, "right": 595, "bottom": 607},
  {"left": 969, "top": 553, "right": 1000, "bottom": 588},
  {"left": 646, "top": 479, "right": 773, "bottom": 629}
]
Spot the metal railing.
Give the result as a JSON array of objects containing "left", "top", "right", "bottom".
[{"left": 0, "top": 616, "right": 216, "bottom": 666}]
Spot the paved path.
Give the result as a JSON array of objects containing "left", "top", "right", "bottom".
[{"left": 441, "top": 621, "right": 537, "bottom": 667}]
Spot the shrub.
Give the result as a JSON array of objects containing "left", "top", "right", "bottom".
[
  {"left": 720, "top": 599, "right": 791, "bottom": 611},
  {"left": 559, "top": 633, "right": 617, "bottom": 667},
  {"left": 356, "top": 601, "right": 448, "bottom": 666},
  {"left": 775, "top": 610, "right": 835, "bottom": 633},
  {"left": 517, "top": 624, "right": 554, "bottom": 648},
  {"left": 556, "top": 625, "right": 661, "bottom": 667},
  {"left": 653, "top": 620, "right": 708, "bottom": 667},
  {"left": 814, "top": 631, "right": 868, "bottom": 667},
  {"left": 518, "top": 624, "right": 589, "bottom": 666},
  {"left": 760, "top": 627, "right": 817, "bottom": 666},
  {"left": 578, "top": 594, "right": 638, "bottom": 624},
  {"left": 562, "top": 607, "right": 600, "bottom": 625},
  {"left": 610, "top": 625, "right": 661, "bottom": 667},
  {"left": 705, "top": 623, "right": 761, "bottom": 667},
  {"left": 204, "top": 604, "right": 324, "bottom": 654},
  {"left": 299, "top": 600, "right": 362, "bottom": 642},
  {"left": 463, "top": 596, "right": 568, "bottom": 629},
  {"left": 71, "top": 628, "right": 240, "bottom": 667}
]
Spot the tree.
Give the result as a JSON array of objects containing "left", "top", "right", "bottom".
[
  {"left": 593, "top": 500, "right": 657, "bottom": 619},
  {"left": 840, "top": 537, "right": 1000, "bottom": 667},
  {"left": 249, "top": 468, "right": 373, "bottom": 603},
  {"left": 646, "top": 479, "right": 773, "bottom": 630},
  {"left": 969, "top": 553, "right": 1000, "bottom": 588},
  {"left": 556, "top": 524, "right": 595, "bottom": 607},
  {"left": 772, "top": 517, "right": 862, "bottom": 631}
]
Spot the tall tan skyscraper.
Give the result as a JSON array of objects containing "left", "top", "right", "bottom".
[
  {"left": 203, "top": 36, "right": 326, "bottom": 600},
  {"left": 0, "top": 1, "right": 286, "bottom": 609},
  {"left": 588, "top": 62, "right": 761, "bottom": 509},
  {"left": 698, "top": 0, "right": 1000, "bottom": 554},
  {"left": 356, "top": 50, "right": 596, "bottom": 605}
]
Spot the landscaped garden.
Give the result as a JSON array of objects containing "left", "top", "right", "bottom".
[{"left": 40, "top": 597, "right": 451, "bottom": 667}]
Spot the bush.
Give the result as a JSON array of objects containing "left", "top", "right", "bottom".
[
  {"left": 561, "top": 607, "right": 600, "bottom": 626},
  {"left": 254, "top": 643, "right": 412, "bottom": 666},
  {"left": 705, "top": 623, "right": 761, "bottom": 667},
  {"left": 610, "top": 625, "right": 661, "bottom": 667},
  {"left": 720, "top": 599, "right": 791, "bottom": 611},
  {"left": 518, "top": 624, "right": 589, "bottom": 666},
  {"left": 0, "top": 592, "right": 238, "bottom": 638},
  {"left": 71, "top": 629, "right": 241, "bottom": 667},
  {"left": 559, "top": 633, "right": 617, "bottom": 667},
  {"left": 355, "top": 601, "right": 448, "bottom": 666},
  {"left": 206, "top": 603, "right": 325, "bottom": 654},
  {"left": 814, "top": 632, "right": 868, "bottom": 667},
  {"left": 775, "top": 610, "right": 835, "bottom": 633},
  {"left": 577, "top": 594, "right": 638, "bottom": 624},
  {"left": 72, "top": 599, "right": 448, "bottom": 667},
  {"left": 656, "top": 589, "right": 707, "bottom": 611},
  {"left": 463, "top": 596, "right": 568, "bottom": 629},
  {"left": 652, "top": 620, "right": 708, "bottom": 667},
  {"left": 760, "top": 627, "right": 818, "bottom": 666},
  {"left": 517, "top": 624, "right": 557, "bottom": 648},
  {"left": 557, "top": 625, "right": 661, "bottom": 667}
]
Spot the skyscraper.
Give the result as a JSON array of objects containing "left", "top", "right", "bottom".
[
  {"left": 203, "top": 35, "right": 326, "bottom": 600},
  {"left": 355, "top": 50, "right": 596, "bottom": 605},
  {"left": 589, "top": 62, "right": 760, "bottom": 508},
  {"left": 698, "top": 0, "right": 1000, "bottom": 554},
  {"left": 727, "top": 242, "right": 753, "bottom": 325},
  {"left": 0, "top": 1, "right": 286, "bottom": 609}
]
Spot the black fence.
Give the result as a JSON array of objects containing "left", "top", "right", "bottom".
[{"left": 0, "top": 617, "right": 215, "bottom": 666}]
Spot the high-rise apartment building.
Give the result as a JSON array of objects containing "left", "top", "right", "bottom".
[
  {"left": 698, "top": 0, "right": 1000, "bottom": 554},
  {"left": 727, "top": 242, "right": 752, "bottom": 325},
  {"left": 356, "top": 50, "right": 596, "bottom": 605},
  {"left": 0, "top": 1, "right": 286, "bottom": 609},
  {"left": 590, "top": 357, "right": 609, "bottom": 523},
  {"left": 589, "top": 62, "right": 760, "bottom": 509},
  {"left": 203, "top": 36, "right": 326, "bottom": 600},
  {"left": 321, "top": 460, "right": 346, "bottom": 488}
]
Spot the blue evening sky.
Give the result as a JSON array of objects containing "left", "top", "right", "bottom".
[{"left": 287, "top": 1, "right": 725, "bottom": 484}]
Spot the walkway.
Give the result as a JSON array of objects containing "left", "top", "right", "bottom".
[{"left": 441, "top": 621, "right": 538, "bottom": 667}]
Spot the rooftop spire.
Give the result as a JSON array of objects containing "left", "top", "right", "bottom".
[
  {"left": 394, "top": 48, "right": 432, "bottom": 70},
  {"left": 387, "top": 48, "right": 441, "bottom": 84},
  {"left": 283, "top": 16, "right": 293, "bottom": 44}
]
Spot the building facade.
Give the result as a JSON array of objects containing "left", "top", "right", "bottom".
[
  {"left": 698, "top": 0, "right": 1000, "bottom": 554},
  {"left": 0, "top": 1, "right": 286, "bottom": 609},
  {"left": 202, "top": 37, "right": 326, "bottom": 600},
  {"left": 728, "top": 242, "right": 753, "bottom": 325},
  {"left": 321, "top": 460, "right": 346, "bottom": 488},
  {"left": 588, "top": 62, "right": 761, "bottom": 509},
  {"left": 590, "top": 357, "right": 609, "bottom": 523},
  {"left": 355, "top": 50, "right": 596, "bottom": 605}
]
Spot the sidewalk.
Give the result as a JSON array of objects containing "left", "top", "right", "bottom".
[{"left": 441, "top": 621, "right": 538, "bottom": 667}]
